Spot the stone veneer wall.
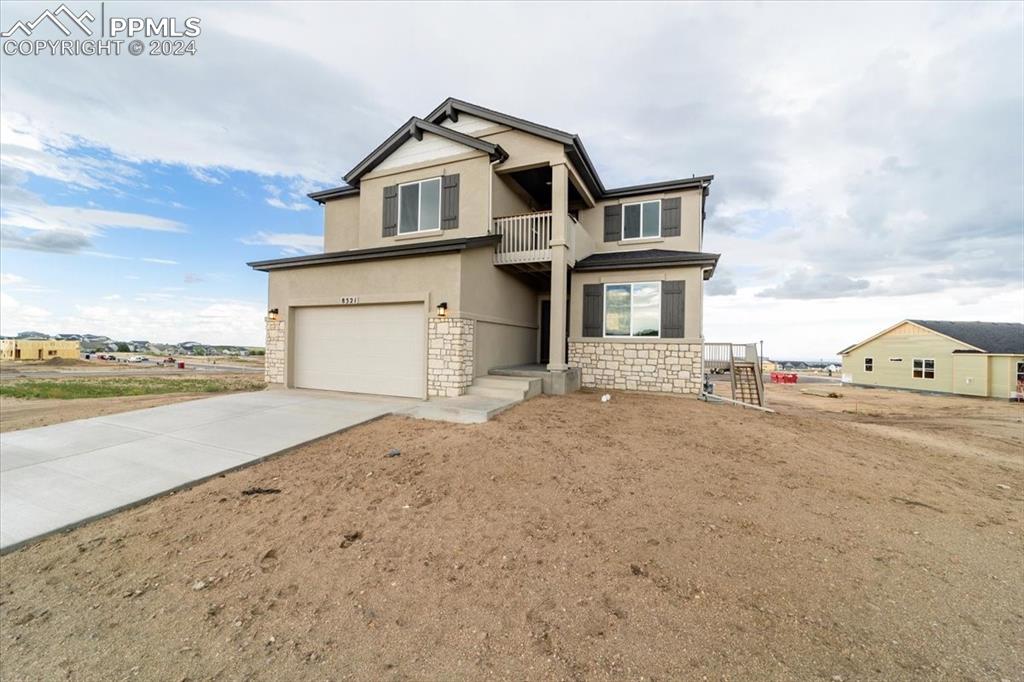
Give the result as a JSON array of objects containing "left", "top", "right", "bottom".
[
  {"left": 265, "top": 316, "right": 285, "bottom": 384},
  {"left": 568, "top": 341, "right": 703, "bottom": 395},
  {"left": 427, "top": 317, "right": 475, "bottom": 397}
]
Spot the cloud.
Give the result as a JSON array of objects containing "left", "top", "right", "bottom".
[
  {"left": 52, "top": 298, "right": 267, "bottom": 346},
  {"left": 141, "top": 257, "right": 179, "bottom": 265},
  {"left": 0, "top": 20, "right": 389, "bottom": 183},
  {"left": 758, "top": 270, "right": 871, "bottom": 299},
  {"left": 240, "top": 231, "right": 321, "bottom": 256},
  {"left": 0, "top": 273, "right": 26, "bottom": 285},
  {"left": 0, "top": 1, "right": 1020, "bottom": 354},
  {"left": 184, "top": 272, "right": 204, "bottom": 284},
  {"left": 0, "top": 169, "right": 187, "bottom": 255},
  {"left": 705, "top": 274, "right": 737, "bottom": 296},
  {"left": 0, "top": 291, "right": 53, "bottom": 333},
  {"left": 265, "top": 196, "right": 310, "bottom": 211},
  {"left": 263, "top": 182, "right": 312, "bottom": 211},
  {"left": 187, "top": 167, "right": 225, "bottom": 185},
  {"left": 0, "top": 225, "right": 92, "bottom": 253}
]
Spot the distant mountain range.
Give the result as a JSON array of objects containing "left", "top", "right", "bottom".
[{"left": 2, "top": 331, "right": 263, "bottom": 357}]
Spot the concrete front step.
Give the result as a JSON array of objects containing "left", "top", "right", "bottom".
[
  {"left": 403, "top": 376, "right": 542, "bottom": 424},
  {"left": 399, "top": 395, "right": 516, "bottom": 424},
  {"left": 467, "top": 375, "right": 543, "bottom": 400},
  {"left": 466, "top": 385, "right": 525, "bottom": 400}
]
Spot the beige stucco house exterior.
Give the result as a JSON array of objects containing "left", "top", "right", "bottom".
[
  {"left": 249, "top": 98, "right": 719, "bottom": 400},
  {"left": 839, "top": 320, "right": 1024, "bottom": 399},
  {"left": 0, "top": 339, "right": 80, "bottom": 361}
]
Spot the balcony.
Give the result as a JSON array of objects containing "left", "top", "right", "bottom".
[{"left": 491, "top": 212, "right": 593, "bottom": 269}]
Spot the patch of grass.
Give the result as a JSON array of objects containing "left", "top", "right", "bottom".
[{"left": 0, "top": 376, "right": 266, "bottom": 400}]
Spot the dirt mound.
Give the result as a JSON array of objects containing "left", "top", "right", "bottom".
[
  {"left": 1, "top": 390, "right": 1021, "bottom": 680},
  {"left": 42, "top": 357, "right": 89, "bottom": 366}
]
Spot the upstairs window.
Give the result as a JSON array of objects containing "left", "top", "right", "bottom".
[
  {"left": 913, "top": 358, "right": 935, "bottom": 379},
  {"left": 398, "top": 178, "right": 441, "bottom": 234},
  {"left": 622, "top": 200, "right": 661, "bottom": 240},
  {"left": 604, "top": 282, "right": 661, "bottom": 337},
  {"left": 864, "top": 357, "right": 873, "bottom": 372}
]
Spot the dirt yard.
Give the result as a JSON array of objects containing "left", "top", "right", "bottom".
[
  {"left": 1, "top": 388, "right": 1021, "bottom": 680},
  {"left": 0, "top": 373, "right": 266, "bottom": 432}
]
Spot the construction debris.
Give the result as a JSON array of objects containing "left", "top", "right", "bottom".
[
  {"left": 801, "top": 388, "right": 843, "bottom": 399},
  {"left": 241, "top": 487, "right": 281, "bottom": 496}
]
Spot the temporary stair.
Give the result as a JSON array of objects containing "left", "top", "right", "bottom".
[{"left": 730, "top": 359, "right": 766, "bottom": 407}]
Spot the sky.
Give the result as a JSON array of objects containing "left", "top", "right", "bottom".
[{"left": 0, "top": 1, "right": 1021, "bottom": 359}]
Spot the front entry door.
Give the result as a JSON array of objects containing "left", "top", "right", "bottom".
[{"left": 539, "top": 300, "right": 551, "bottom": 364}]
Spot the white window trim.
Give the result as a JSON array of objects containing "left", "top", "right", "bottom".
[
  {"left": 602, "top": 281, "right": 661, "bottom": 339},
  {"left": 912, "top": 358, "right": 935, "bottom": 379},
  {"left": 864, "top": 357, "right": 873, "bottom": 372},
  {"left": 620, "top": 199, "right": 661, "bottom": 241},
  {"left": 396, "top": 177, "right": 442, "bottom": 234}
]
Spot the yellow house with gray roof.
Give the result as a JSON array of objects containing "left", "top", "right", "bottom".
[{"left": 838, "top": 320, "right": 1024, "bottom": 399}]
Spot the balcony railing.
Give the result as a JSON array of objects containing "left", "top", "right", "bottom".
[
  {"left": 491, "top": 212, "right": 589, "bottom": 266},
  {"left": 492, "top": 212, "right": 553, "bottom": 265}
]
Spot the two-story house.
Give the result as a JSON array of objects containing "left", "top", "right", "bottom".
[{"left": 248, "top": 99, "right": 720, "bottom": 399}]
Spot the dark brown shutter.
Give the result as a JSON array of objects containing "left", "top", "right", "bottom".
[
  {"left": 661, "top": 197, "right": 681, "bottom": 237},
  {"left": 382, "top": 185, "right": 398, "bottom": 237},
  {"left": 603, "top": 204, "right": 621, "bottom": 242},
  {"left": 660, "top": 280, "right": 685, "bottom": 338},
  {"left": 582, "top": 284, "right": 604, "bottom": 337},
  {"left": 441, "top": 174, "right": 459, "bottom": 230}
]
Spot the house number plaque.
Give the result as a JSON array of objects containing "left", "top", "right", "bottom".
[{"left": 339, "top": 296, "right": 359, "bottom": 305}]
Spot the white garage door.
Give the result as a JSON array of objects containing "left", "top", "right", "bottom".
[{"left": 292, "top": 303, "right": 425, "bottom": 398}]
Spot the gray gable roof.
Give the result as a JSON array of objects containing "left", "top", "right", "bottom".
[
  {"left": 909, "top": 320, "right": 1024, "bottom": 354},
  {"left": 426, "top": 98, "right": 713, "bottom": 201},
  {"left": 310, "top": 98, "right": 714, "bottom": 203},
  {"left": 340, "top": 117, "right": 508, "bottom": 187}
]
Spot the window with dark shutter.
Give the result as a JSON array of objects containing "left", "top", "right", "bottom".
[
  {"left": 382, "top": 185, "right": 398, "bottom": 237},
  {"left": 661, "top": 197, "right": 681, "bottom": 237},
  {"left": 603, "top": 205, "right": 621, "bottom": 242},
  {"left": 441, "top": 174, "right": 459, "bottom": 229},
  {"left": 660, "top": 280, "right": 685, "bottom": 337},
  {"left": 582, "top": 284, "right": 604, "bottom": 337}
]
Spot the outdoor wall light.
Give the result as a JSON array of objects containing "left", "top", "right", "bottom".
[
  {"left": 436, "top": 302, "right": 448, "bottom": 317},
  {"left": 268, "top": 308, "right": 279, "bottom": 320}
]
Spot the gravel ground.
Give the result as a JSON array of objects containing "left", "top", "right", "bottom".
[{"left": 1, "top": 388, "right": 1021, "bottom": 680}]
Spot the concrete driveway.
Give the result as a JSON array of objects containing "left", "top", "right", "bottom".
[{"left": 0, "top": 390, "right": 409, "bottom": 552}]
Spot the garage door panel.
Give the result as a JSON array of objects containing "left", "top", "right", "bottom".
[{"left": 292, "top": 304, "right": 424, "bottom": 398}]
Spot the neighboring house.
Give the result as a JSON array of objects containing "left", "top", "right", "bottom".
[
  {"left": 0, "top": 339, "right": 80, "bottom": 361},
  {"left": 839, "top": 320, "right": 1024, "bottom": 399},
  {"left": 248, "top": 98, "right": 719, "bottom": 400}
]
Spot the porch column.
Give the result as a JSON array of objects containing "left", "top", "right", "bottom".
[{"left": 547, "top": 162, "right": 569, "bottom": 371}]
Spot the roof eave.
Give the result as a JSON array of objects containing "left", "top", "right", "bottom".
[
  {"left": 307, "top": 185, "right": 360, "bottom": 204},
  {"left": 573, "top": 252, "right": 720, "bottom": 274},
  {"left": 602, "top": 175, "right": 715, "bottom": 199},
  {"left": 247, "top": 235, "right": 500, "bottom": 272}
]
